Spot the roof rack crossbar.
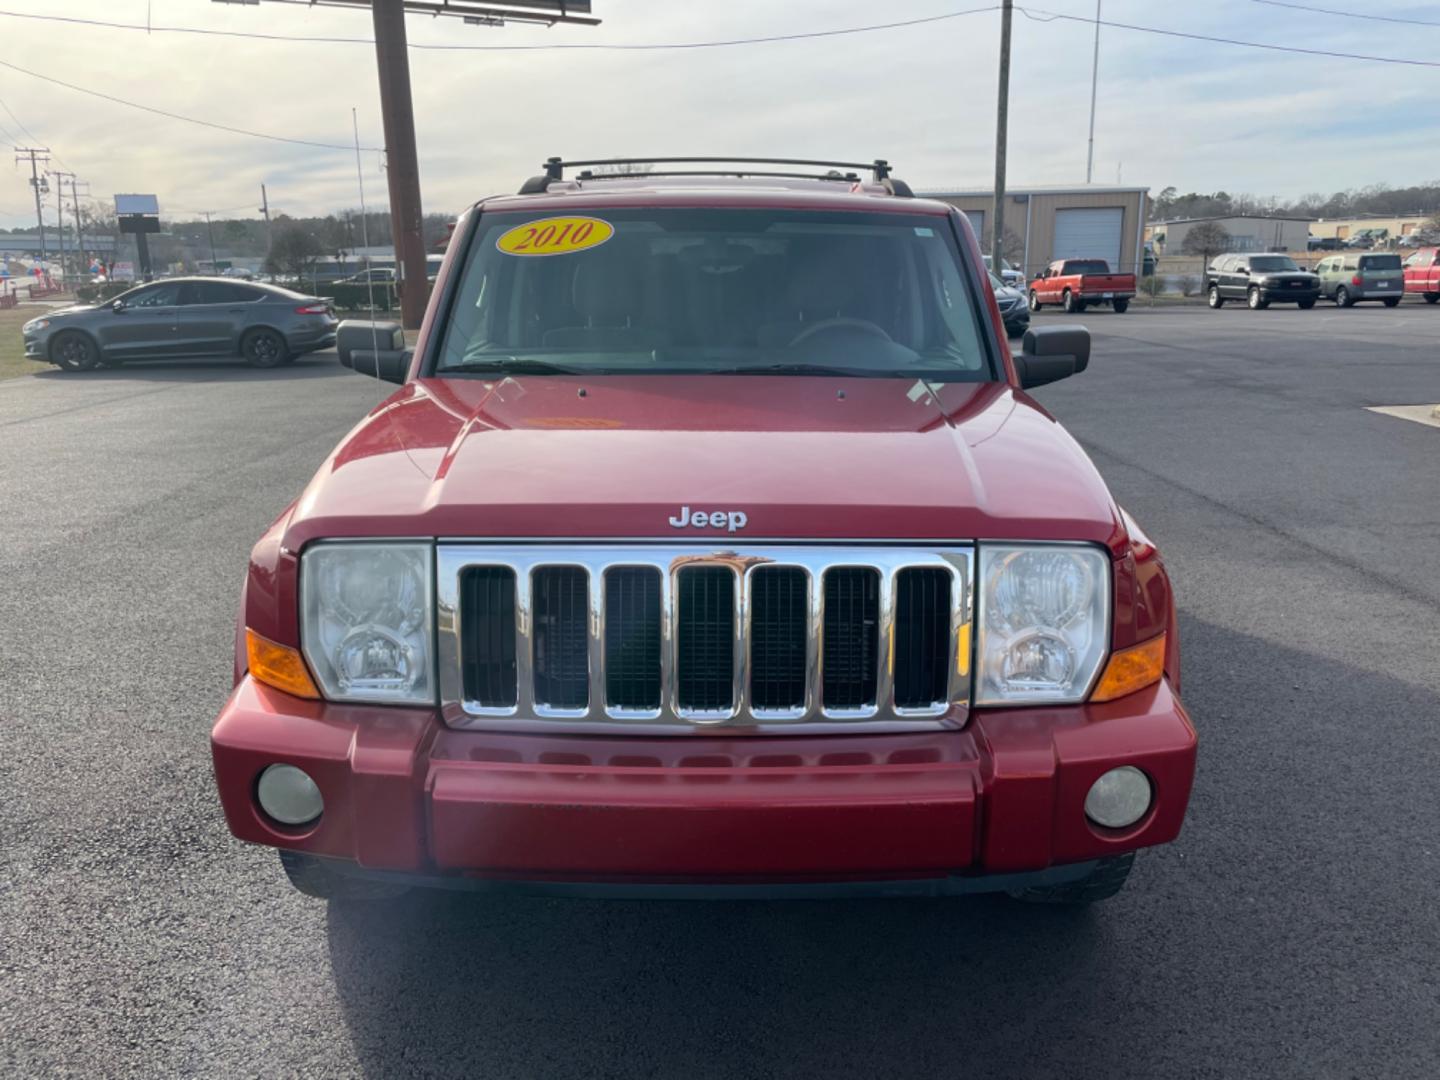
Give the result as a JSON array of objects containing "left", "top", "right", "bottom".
[
  {"left": 574, "top": 169, "right": 862, "bottom": 183},
  {"left": 544, "top": 156, "right": 892, "bottom": 181}
]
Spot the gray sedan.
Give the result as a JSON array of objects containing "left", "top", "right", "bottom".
[{"left": 22, "top": 277, "right": 338, "bottom": 371}]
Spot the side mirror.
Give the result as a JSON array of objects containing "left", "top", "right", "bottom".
[
  {"left": 1015, "top": 325, "right": 1090, "bottom": 390},
  {"left": 336, "top": 319, "right": 409, "bottom": 384},
  {"left": 110, "top": 299, "right": 126, "bottom": 313}
]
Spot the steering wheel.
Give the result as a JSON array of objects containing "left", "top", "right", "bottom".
[{"left": 788, "top": 317, "right": 893, "bottom": 348}]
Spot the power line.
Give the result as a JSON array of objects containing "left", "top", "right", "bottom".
[
  {"left": 0, "top": 5, "right": 1001, "bottom": 51},
  {"left": 0, "top": 57, "right": 383, "bottom": 152},
  {"left": 1017, "top": 6, "right": 1440, "bottom": 67},
  {"left": 1248, "top": 0, "right": 1440, "bottom": 27}
]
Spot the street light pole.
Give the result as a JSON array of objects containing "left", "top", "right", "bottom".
[
  {"left": 204, "top": 211, "right": 219, "bottom": 274},
  {"left": 991, "top": 0, "right": 1013, "bottom": 277},
  {"left": 1086, "top": 0, "right": 1102, "bottom": 185}
]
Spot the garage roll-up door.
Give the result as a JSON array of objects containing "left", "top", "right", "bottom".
[
  {"left": 1053, "top": 207, "right": 1124, "bottom": 270},
  {"left": 963, "top": 210, "right": 985, "bottom": 244}
]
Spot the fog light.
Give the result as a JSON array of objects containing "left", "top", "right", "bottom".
[
  {"left": 256, "top": 764, "right": 323, "bottom": 826},
  {"left": 1084, "top": 766, "right": 1152, "bottom": 829}
]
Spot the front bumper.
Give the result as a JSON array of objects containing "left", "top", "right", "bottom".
[
  {"left": 22, "top": 331, "right": 50, "bottom": 359},
  {"left": 1260, "top": 285, "right": 1320, "bottom": 302},
  {"left": 212, "top": 675, "right": 1197, "bottom": 887}
]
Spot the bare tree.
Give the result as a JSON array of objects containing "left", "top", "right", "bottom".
[
  {"left": 264, "top": 223, "right": 324, "bottom": 283},
  {"left": 1181, "top": 221, "right": 1231, "bottom": 261}
]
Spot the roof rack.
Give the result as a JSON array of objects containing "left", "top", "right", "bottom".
[{"left": 518, "top": 157, "right": 913, "bottom": 197}]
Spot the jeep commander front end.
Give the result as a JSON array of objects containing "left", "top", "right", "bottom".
[{"left": 210, "top": 157, "right": 1197, "bottom": 904}]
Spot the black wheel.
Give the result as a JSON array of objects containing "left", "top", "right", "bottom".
[
  {"left": 278, "top": 850, "right": 409, "bottom": 901},
  {"left": 241, "top": 327, "right": 290, "bottom": 368},
  {"left": 1029, "top": 290, "right": 1041, "bottom": 311},
  {"left": 1424, "top": 292, "right": 1439, "bottom": 305},
  {"left": 1383, "top": 297, "right": 1401, "bottom": 308},
  {"left": 50, "top": 330, "right": 99, "bottom": 371},
  {"left": 1297, "top": 299, "right": 1316, "bottom": 310},
  {"left": 1247, "top": 287, "right": 1269, "bottom": 310},
  {"left": 1111, "top": 297, "right": 1129, "bottom": 313},
  {"left": 1208, "top": 284, "right": 1224, "bottom": 309},
  {"left": 1336, "top": 286, "right": 1353, "bottom": 308},
  {"left": 1010, "top": 853, "right": 1135, "bottom": 905}
]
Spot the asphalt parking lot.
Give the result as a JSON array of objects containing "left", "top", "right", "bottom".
[{"left": 2, "top": 304, "right": 1438, "bottom": 1079}]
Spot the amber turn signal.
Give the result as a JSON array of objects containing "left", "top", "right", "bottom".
[
  {"left": 1090, "top": 633, "right": 1166, "bottom": 703},
  {"left": 246, "top": 628, "right": 320, "bottom": 700}
]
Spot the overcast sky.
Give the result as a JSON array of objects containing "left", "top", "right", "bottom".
[{"left": 0, "top": 0, "right": 1435, "bottom": 227}]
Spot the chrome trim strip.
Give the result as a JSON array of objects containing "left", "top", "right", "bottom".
[{"left": 437, "top": 544, "right": 973, "bottom": 735}]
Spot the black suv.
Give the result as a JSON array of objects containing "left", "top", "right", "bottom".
[{"left": 1206, "top": 254, "right": 1320, "bottom": 310}]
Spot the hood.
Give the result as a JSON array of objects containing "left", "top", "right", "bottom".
[
  {"left": 37, "top": 304, "right": 99, "bottom": 320},
  {"left": 285, "top": 375, "right": 1124, "bottom": 550}
]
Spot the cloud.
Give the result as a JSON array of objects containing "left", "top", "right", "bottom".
[{"left": 0, "top": 0, "right": 1432, "bottom": 227}]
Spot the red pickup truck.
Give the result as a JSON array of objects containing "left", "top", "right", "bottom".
[
  {"left": 1029, "top": 259, "right": 1136, "bottom": 314},
  {"left": 210, "top": 157, "right": 1196, "bottom": 906},
  {"left": 1402, "top": 246, "right": 1440, "bottom": 303}
]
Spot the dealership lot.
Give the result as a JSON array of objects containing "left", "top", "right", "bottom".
[{"left": 2, "top": 307, "right": 1438, "bottom": 1078}]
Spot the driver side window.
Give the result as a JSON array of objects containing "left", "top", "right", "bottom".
[{"left": 129, "top": 284, "right": 181, "bottom": 307}]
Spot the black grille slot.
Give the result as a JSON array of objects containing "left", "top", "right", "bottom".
[
  {"left": 605, "top": 567, "right": 661, "bottom": 709},
  {"left": 676, "top": 567, "right": 735, "bottom": 711},
  {"left": 750, "top": 567, "right": 808, "bottom": 710},
  {"left": 894, "top": 568, "right": 951, "bottom": 708},
  {"left": 822, "top": 568, "right": 879, "bottom": 708},
  {"left": 533, "top": 567, "right": 589, "bottom": 709},
  {"left": 460, "top": 567, "right": 517, "bottom": 707}
]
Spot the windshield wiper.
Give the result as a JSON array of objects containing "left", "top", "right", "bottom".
[
  {"left": 706, "top": 362, "right": 900, "bottom": 378},
  {"left": 439, "top": 357, "right": 585, "bottom": 376}
]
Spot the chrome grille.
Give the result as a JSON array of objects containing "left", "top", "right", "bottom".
[{"left": 437, "top": 544, "right": 972, "bottom": 734}]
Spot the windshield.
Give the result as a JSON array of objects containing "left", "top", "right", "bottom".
[
  {"left": 1249, "top": 256, "right": 1300, "bottom": 272},
  {"left": 1360, "top": 254, "right": 1401, "bottom": 270},
  {"left": 434, "top": 208, "right": 995, "bottom": 380}
]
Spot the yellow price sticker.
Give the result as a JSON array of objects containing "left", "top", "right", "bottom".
[{"left": 496, "top": 216, "right": 614, "bottom": 257}]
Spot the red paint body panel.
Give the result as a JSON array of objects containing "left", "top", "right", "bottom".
[
  {"left": 1402, "top": 247, "right": 1440, "bottom": 296},
  {"left": 212, "top": 676, "right": 1194, "bottom": 881}
]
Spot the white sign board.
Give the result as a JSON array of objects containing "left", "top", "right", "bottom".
[
  {"left": 115, "top": 194, "right": 160, "bottom": 216},
  {"left": 112, "top": 262, "right": 136, "bottom": 281}
]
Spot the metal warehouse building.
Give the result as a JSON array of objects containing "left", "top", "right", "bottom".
[
  {"left": 917, "top": 186, "right": 1149, "bottom": 279},
  {"left": 1146, "top": 215, "right": 1312, "bottom": 255}
]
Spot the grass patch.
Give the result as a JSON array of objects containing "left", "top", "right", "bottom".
[{"left": 0, "top": 306, "right": 52, "bottom": 380}]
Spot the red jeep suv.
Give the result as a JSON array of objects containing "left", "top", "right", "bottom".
[{"left": 211, "top": 157, "right": 1197, "bottom": 904}]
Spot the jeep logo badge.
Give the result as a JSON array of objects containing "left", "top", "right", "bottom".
[{"left": 669, "top": 506, "right": 748, "bottom": 533}]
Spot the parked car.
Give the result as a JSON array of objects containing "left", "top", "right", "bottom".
[
  {"left": 336, "top": 267, "right": 397, "bottom": 286},
  {"left": 210, "top": 156, "right": 1197, "bottom": 905},
  {"left": 1397, "top": 232, "right": 1438, "bottom": 249},
  {"left": 1402, "top": 246, "right": 1440, "bottom": 303},
  {"left": 982, "top": 254, "right": 1024, "bottom": 288},
  {"left": 1308, "top": 236, "right": 1343, "bottom": 252},
  {"left": 989, "top": 271, "right": 1030, "bottom": 338},
  {"left": 1028, "top": 258, "right": 1136, "bottom": 313},
  {"left": 21, "top": 277, "right": 338, "bottom": 370},
  {"left": 1204, "top": 253, "right": 1319, "bottom": 309},
  {"left": 1314, "top": 253, "right": 1403, "bottom": 307}
]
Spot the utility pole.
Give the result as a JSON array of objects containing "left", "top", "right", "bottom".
[
  {"left": 203, "top": 211, "right": 219, "bottom": 274},
  {"left": 259, "top": 183, "right": 273, "bottom": 256},
  {"left": 51, "top": 170, "right": 77, "bottom": 281},
  {"left": 15, "top": 147, "right": 50, "bottom": 267},
  {"left": 69, "top": 178, "right": 90, "bottom": 273},
  {"left": 991, "top": 0, "right": 1013, "bottom": 277},
  {"left": 1085, "top": 0, "right": 1102, "bottom": 184},
  {"left": 370, "top": 0, "right": 429, "bottom": 329}
]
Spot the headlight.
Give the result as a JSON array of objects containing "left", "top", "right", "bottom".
[
  {"left": 1015, "top": 293, "right": 1029, "bottom": 309},
  {"left": 300, "top": 542, "right": 434, "bottom": 704},
  {"left": 976, "top": 544, "right": 1110, "bottom": 705},
  {"left": 23, "top": 318, "right": 50, "bottom": 333}
]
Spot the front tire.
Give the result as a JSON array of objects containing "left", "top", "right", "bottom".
[
  {"left": 1297, "top": 299, "right": 1316, "bottom": 310},
  {"left": 50, "top": 330, "right": 99, "bottom": 371},
  {"left": 1010, "top": 853, "right": 1135, "bottom": 905},
  {"left": 241, "top": 327, "right": 290, "bottom": 368},
  {"left": 1208, "top": 284, "right": 1224, "bottom": 308},
  {"left": 278, "top": 850, "right": 409, "bottom": 901},
  {"left": 1111, "top": 297, "right": 1129, "bottom": 313},
  {"left": 1247, "top": 287, "right": 1268, "bottom": 310}
]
